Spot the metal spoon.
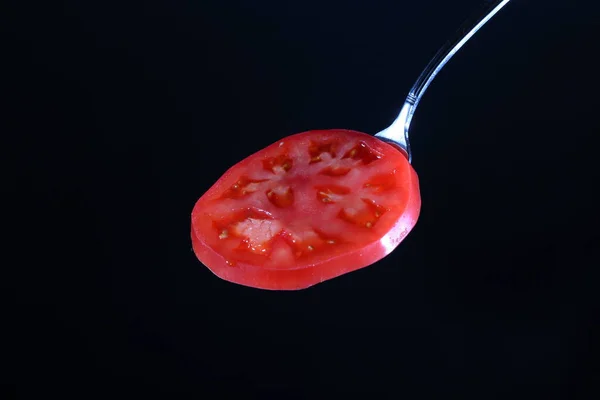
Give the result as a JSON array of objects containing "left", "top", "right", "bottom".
[{"left": 375, "top": 0, "right": 512, "bottom": 162}]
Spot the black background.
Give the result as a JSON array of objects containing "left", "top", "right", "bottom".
[{"left": 5, "top": 0, "right": 600, "bottom": 397}]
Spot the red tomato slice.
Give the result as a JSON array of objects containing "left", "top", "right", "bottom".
[{"left": 191, "top": 129, "right": 421, "bottom": 290}]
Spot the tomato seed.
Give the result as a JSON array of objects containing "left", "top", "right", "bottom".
[
  {"left": 219, "top": 230, "right": 228, "bottom": 239},
  {"left": 266, "top": 187, "right": 294, "bottom": 208},
  {"left": 263, "top": 155, "right": 293, "bottom": 174},
  {"left": 343, "top": 141, "right": 381, "bottom": 165},
  {"left": 319, "top": 166, "right": 351, "bottom": 177}
]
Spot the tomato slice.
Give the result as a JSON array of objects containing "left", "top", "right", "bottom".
[{"left": 191, "top": 129, "right": 421, "bottom": 290}]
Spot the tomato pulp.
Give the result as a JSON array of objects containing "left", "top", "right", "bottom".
[{"left": 191, "top": 129, "right": 421, "bottom": 290}]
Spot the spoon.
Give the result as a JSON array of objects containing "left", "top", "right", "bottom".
[
  {"left": 375, "top": 0, "right": 512, "bottom": 162},
  {"left": 191, "top": 0, "right": 513, "bottom": 290}
]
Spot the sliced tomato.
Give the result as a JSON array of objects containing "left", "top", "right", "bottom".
[{"left": 191, "top": 129, "right": 420, "bottom": 290}]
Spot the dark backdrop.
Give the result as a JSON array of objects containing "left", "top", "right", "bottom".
[{"left": 4, "top": 0, "right": 600, "bottom": 398}]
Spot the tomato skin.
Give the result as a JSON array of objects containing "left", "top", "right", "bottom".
[{"left": 191, "top": 129, "right": 421, "bottom": 290}]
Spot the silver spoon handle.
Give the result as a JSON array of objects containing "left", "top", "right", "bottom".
[{"left": 375, "top": 0, "right": 512, "bottom": 162}]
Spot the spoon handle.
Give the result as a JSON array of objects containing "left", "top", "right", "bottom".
[{"left": 375, "top": 0, "right": 512, "bottom": 162}]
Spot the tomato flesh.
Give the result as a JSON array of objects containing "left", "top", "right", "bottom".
[{"left": 191, "top": 129, "right": 421, "bottom": 290}]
